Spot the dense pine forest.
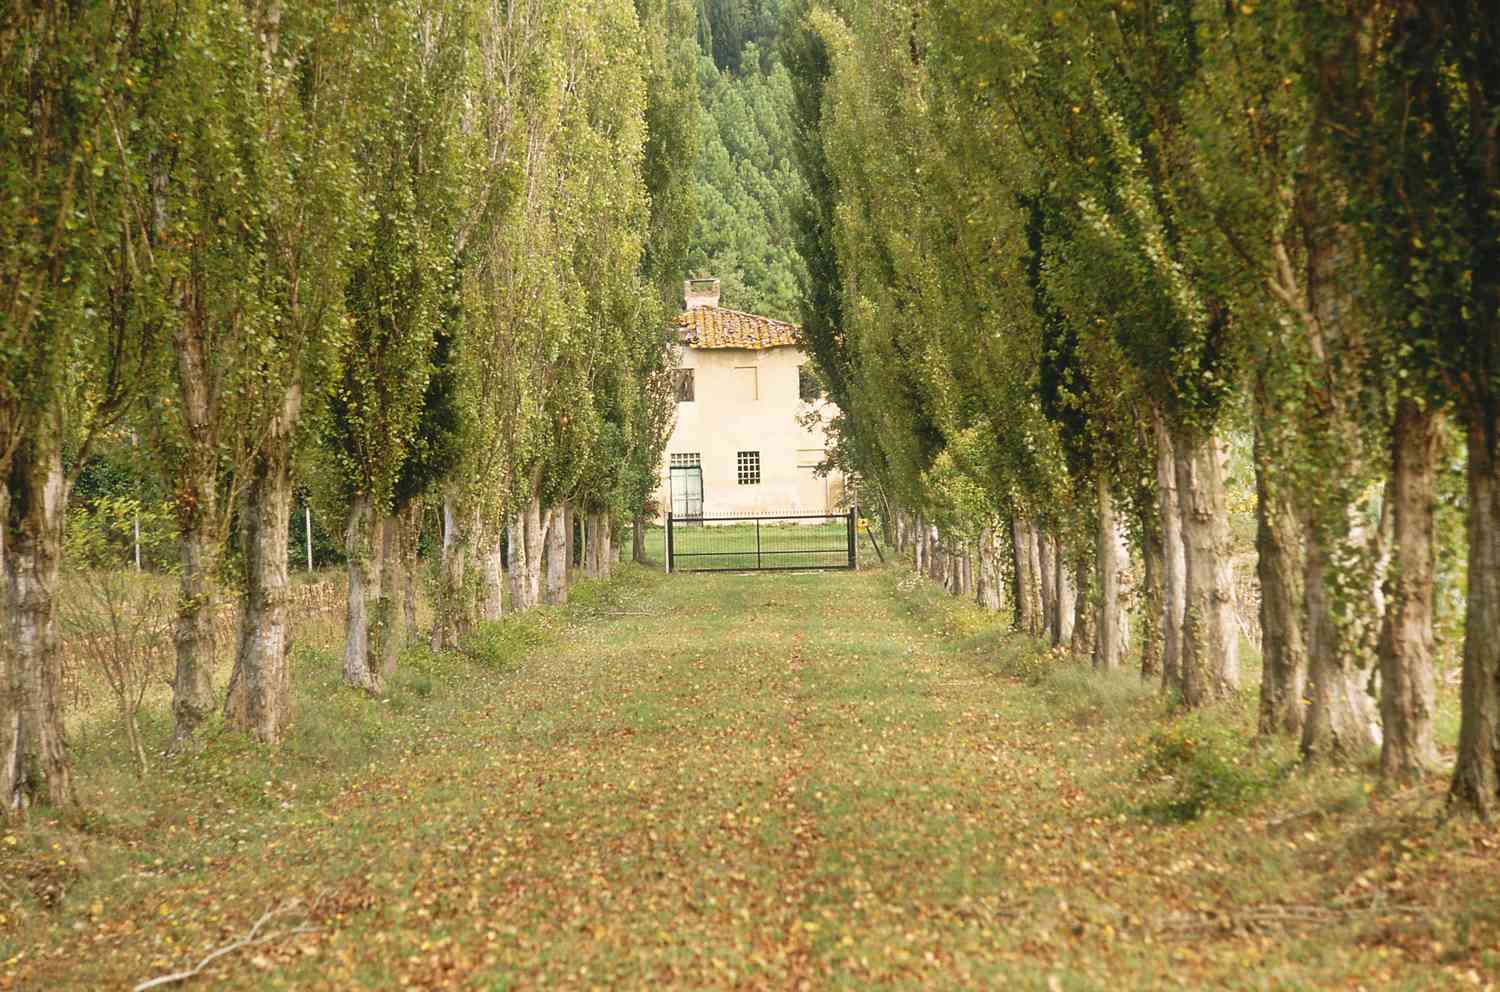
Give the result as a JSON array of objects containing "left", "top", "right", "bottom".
[{"left": 3, "top": 0, "right": 1500, "bottom": 986}]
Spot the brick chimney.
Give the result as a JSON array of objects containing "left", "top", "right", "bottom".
[{"left": 683, "top": 277, "right": 721, "bottom": 310}]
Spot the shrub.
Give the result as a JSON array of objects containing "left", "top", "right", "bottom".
[{"left": 1137, "top": 714, "right": 1283, "bottom": 822}]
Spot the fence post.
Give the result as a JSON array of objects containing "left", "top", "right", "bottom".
[
  {"left": 756, "top": 517, "right": 762, "bottom": 570},
  {"left": 665, "top": 512, "right": 674, "bottom": 573},
  {"left": 847, "top": 509, "right": 856, "bottom": 570}
]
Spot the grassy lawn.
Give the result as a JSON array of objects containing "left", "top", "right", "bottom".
[
  {"left": 4, "top": 564, "right": 1498, "bottom": 989},
  {"left": 642, "top": 520, "right": 853, "bottom": 571}
]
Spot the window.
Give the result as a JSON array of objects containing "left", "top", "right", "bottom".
[
  {"left": 799, "top": 365, "right": 821, "bottom": 402},
  {"left": 673, "top": 369, "right": 695, "bottom": 403},
  {"left": 736, "top": 451, "right": 761, "bottom": 485},
  {"left": 670, "top": 452, "right": 701, "bottom": 468}
]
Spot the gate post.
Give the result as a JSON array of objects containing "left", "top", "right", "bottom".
[
  {"left": 666, "top": 512, "right": 674, "bottom": 573},
  {"left": 847, "top": 509, "right": 856, "bottom": 570}
]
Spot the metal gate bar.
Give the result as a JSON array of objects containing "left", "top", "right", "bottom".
[{"left": 666, "top": 510, "right": 856, "bottom": 573}]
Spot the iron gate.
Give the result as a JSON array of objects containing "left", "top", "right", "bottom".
[{"left": 667, "top": 509, "right": 855, "bottom": 572}]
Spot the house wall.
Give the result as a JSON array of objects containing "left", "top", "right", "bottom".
[{"left": 655, "top": 344, "right": 844, "bottom": 518}]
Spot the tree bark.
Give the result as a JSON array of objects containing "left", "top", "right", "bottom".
[
  {"left": 977, "top": 526, "right": 1003, "bottom": 611},
  {"left": 224, "top": 389, "right": 299, "bottom": 744},
  {"left": 1139, "top": 505, "right": 1164, "bottom": 682},
  {"left": 1038, "top": 529, "right": 1058, "bottom": 644},
  {"left": 1378, "top": 397, "right": 1442, "bottom": 781},
  {"left": 168, "top": 315, "right": 221, "bottom": 751},
  {"left": 544, "top": 503, "right": 568, "bottom": 605},
  {"left": 631, "top": 511, "right": 646, "bottom": 563},
  {"left": 1056, "top": 550, "right": 1077, "bottom": 645},
  {"left": 1156, "top": 410, "right": 1186, "bottom": 696},
  {"left": 1299, "top": 509, "right": 1381, "bottom": 762},
  {"left": 1070, "top": 550, "right": 1095, "bottom": 661},
  {"left": 1255, "top": 426, "right": 1307, "bottom": 737},
  {"left": 1094, "top": 478, "right": 1126, "bottom": 672},
  {"left": 1450, "top": 414, "right": 1500, "bottom": 816},
  {"left": 1012, "top": 517, "right": 1042, "bottom": 636},
  {"left": 583, "top": 513, "right": 599, "bottom": 578},
  {"left": 432, "top": 493, "right": 472, "bottom": 650},
  {"left": 1173, "top": 427, "right": 1239, "bottom": 706},
  {"left": 399, "top": 500, "right": 422, "bottom": 647},
  {"left": 342, "top": 493, "right": 383, "bottom": 694},
  {"left": 523, "top": 496, "right": 546, "bottom": 604},
  {"left": 2, "top": 430, "right": 72, "bottom": 811},
  {"left": 377, "top": 513, "right": 401, "bottom": 679},
  {"left": 170, "top": 488, "right": 219, "bottom": 752},
  {"left": 913, "top": 514, "right": 926, "bottom": 575},
  {"left": 602, "top": 515, "right": 615, "bottom": 575}
]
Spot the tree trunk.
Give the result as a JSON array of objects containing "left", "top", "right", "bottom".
[
  {"left": 1139, "top": 507, "right": 1164, "bottom": 682},
  {"left": 523, "top": 496, "right": 546, "bottom": 604},
  {"left": 928, "top": 524, "right": 943, "bottom": 582},
  {"left": 505, "top": 516, "right": 525, "bottom": 613},
  {"left": 1070, "top": 550, "right": 1095, "bottom": 661},
  {"left": 342, "top": 493, "right": 383, "bottom": 694},
  {"left": 1450, "top": 414, "right": 1500, "bottom": 816},
  {"left": 224, "top": 390, "right": 299, "bottom": 745},
  {"left": 544, "top": 504, "right": 568, "bottom": 605},
  {"left": 1056, "top": 550, "right": 1077, "bottom": 645},
  {"left": 432, "top": 493, "right": 471, "bottom": 650},
  {"left": 913, "top": 514, "right": 926, "bottom": 575},
  {"left": 168, "top": 317, "right": 221, "bottom": 751},
  {"left": 977, "top": 526, "right": 1003, "bottom": 611},
  {"left": 1095, "top": 478, "right": 1126, "bottom": 672},
  {"left": 583, "top": 513, "right": 598, "bottom": 578},
  {"left": 1255, "top": 427, "right": 1307, "bottom": 737},
  {"left": 399, "top": 500, "right": 422, "bottom": 647},
  {"left": 602, "top": 516, "right": 615, "bottom": 575},
  {"left": 1038, "top": 529, "right": 1058, "bottom": 644},
  {"left": 1156, "top": 409, "right": 1186, "bottom": 696},
  {"left": 1012, "top": 517, "right": 1040, "bottom": 636},
  {"left": 631, "top": 511, "right": 646, "bottom": 563},
  {"left": 1300, "top": 510, "right": 1381, "bottom": 762},
  {"left": 378, "top": 513, "right": 401, "bottom": 679},
  {"left": 1173, "top": 427, "right": 1239, "bottom": 706},
  {"left": 1378, "top": 397, "right": 1441, "bottom": 781},
  {"left": 2, "top": 431, "right": 72, "bottom": 811},
  {"left": 170, "top": 487, "right": 220, "bottom": 751}
]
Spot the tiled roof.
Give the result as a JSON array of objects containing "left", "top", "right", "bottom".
[{"left": 674, "top": 306, "right": 799, "bottom": 350}]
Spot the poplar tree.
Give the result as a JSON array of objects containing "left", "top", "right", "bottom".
[{"left": 2, "top": 0, "right": 155, "bottom": 808}]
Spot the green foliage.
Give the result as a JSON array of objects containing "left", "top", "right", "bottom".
[
  {"left": 64, "top": 496, "right": 174, "bottom": 573},
  {"left": 1137, "top": 714, "right": 1284, "bottom": 823},
  {"left": 460, "top": 614, "right": 554, "bottom": 670}
]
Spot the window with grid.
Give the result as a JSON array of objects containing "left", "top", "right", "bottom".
[
  {"left": 736, "top": 451, "right": 761, "bottom": 485},
  {"left": 670, "top": 452, "right": 701, "bottom": 468},
  {"left": 799, "top": 365, "right": 821, "bottom": 402},
  {"left": 673, "top": 369, "right": 695, "bottom": 402}
]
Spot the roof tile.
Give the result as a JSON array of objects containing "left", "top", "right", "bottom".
[{"left": 674, "top": 306, "right": 799, "bottom": 350}]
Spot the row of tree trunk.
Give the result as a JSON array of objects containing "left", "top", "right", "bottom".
[
  {"left": 422, "top": 493, "right": 621, "bottom": 656},
  {"left": 885, "top": 409, "right": 1444, "bottom": 784}
]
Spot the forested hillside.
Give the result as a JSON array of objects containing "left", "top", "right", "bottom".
[{"left": 685, "top": 0, "right": 806, "bottom": 320}]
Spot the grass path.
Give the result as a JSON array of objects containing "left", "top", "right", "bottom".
[{"left": 4, "top": 565, "right": 1498, "bottom": 989}]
